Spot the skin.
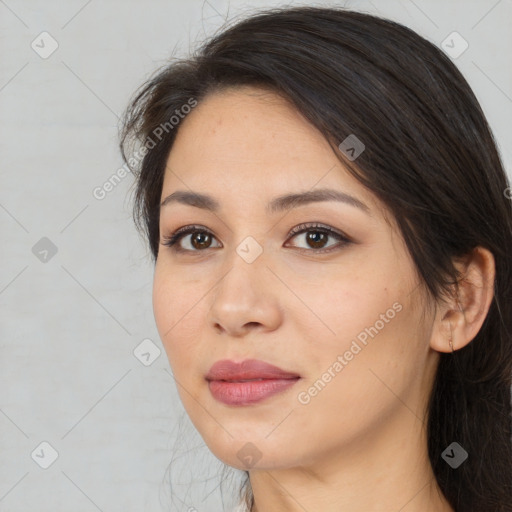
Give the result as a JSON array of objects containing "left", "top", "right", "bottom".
[{"left": 153, "top": 85, "right": 495, "bottom": 512}]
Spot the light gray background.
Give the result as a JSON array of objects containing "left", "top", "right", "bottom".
[{"left": 1, "top": 0, "right": 511, "bottom": 511}]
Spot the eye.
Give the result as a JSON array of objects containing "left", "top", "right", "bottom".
[
  {"left": 160, "top": 222, "right": 351, "bottom": 254},
  {"left": 284, "top": 222, "right": 351, "bottom": 254},
  {"left": 160, "top": 225, "right": 221, "bottom": 253}
]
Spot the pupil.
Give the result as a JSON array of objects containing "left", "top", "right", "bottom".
[
  {"left": 308, "top": 231, "right": 326, "bottom": 248},
  {"left": 189, "top": 230, "right": 327, "bottom": 250},
  {"left": 193, "top": 232, "right": 211, "bottom": 249}
]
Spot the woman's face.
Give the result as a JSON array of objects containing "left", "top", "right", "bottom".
[{"left": 153, "top": 85, "right": 439, "bottom": 471}]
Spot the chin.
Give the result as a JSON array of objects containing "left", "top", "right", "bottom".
[{"left": 203, "top": 433, "right": 297, "bottom": 471}]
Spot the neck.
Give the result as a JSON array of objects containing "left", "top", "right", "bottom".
[{"left": 246, "top": 407, "right": 454, "bottom": 512}]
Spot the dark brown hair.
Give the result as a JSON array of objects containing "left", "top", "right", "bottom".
[{"left": 119, "top": 6, "right": 512, "bottom": 511}]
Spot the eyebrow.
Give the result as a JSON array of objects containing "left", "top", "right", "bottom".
[{"left": 160, "top": 188, "right": 371, "bottom": 215}]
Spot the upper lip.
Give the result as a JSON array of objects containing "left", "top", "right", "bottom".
[{"left": 205, "top": 359, "right": 300, "bottom": 381}]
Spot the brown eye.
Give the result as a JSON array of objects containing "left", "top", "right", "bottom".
[
  {"left": 161, "top": 225, "right": 222, "bottom": 253},
  {"left": 304, "top": 231, "right": 329, "bottom": 249},
  {"left": 190, "top": 232, "right": 213, "bottom": 250},
  {"left": 286, "top": 222, "right": 351, "bottom": 254},
  {"left": 161, "top": 222, "right": 351, "bottom": 255}
]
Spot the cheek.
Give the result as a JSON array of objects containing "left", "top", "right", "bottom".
[
  {"left": 284, "top": 258, "right": 399, "bottom": 349},
  {"left": 290, "top": 256, "right": 421, "bottom": 404},
  {"left": 152, "top": 267, "right": 207, "bottom": 366},
  {"left": 292, "top": 297, "right": 423, "bottom": 449}
]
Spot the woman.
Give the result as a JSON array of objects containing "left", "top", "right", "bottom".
[{"left": 119, "top": 6, "right": 512, "bottom": 512}]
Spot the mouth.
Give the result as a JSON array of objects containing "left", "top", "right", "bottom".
[
  {"left": 206, "top": 376, "right": 301, "bottom": 406},
  {"left": 220, "top": 378, "right": 274, "bottom": 382},
  {"left": 205, "top": 359, "right": 301, "bottom": 406},
  {"left": 205, "top": 358, "right": 300, "bottom": 381}
]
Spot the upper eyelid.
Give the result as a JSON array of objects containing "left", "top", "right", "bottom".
[
  {"left": 288, "top": 222, "right": 345, "bottom": 236},
  {"left": 166, "top": 222, "right": 343, "bottom": 237},
  {"left": 162, "top": 222, "right": 349, "bottom": 246}
]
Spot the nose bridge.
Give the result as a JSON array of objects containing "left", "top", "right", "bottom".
[
  {"left": 217, "top": 234, "right": 267, "bottom": 300},
  {"left": 207, "top": 235, "right": 280, "bottom": 334}
]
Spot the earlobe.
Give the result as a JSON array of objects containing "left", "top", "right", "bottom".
[{"left": 430, "top": 246, "right": 495, "bottom": 354}]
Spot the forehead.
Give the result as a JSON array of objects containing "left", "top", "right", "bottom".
[
  {"left": 170, "top": 86, "right": 328, "bottom": 163},
  {"left": 162, "top": 85, "right": 384, "bottom": 219},
  {"left": 166, "top": 87, "right": 337, "bottom": 182}
]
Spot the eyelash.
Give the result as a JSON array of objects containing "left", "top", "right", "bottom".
[{"left": 160, "top": 222, "right": 352, "bottom": 255}]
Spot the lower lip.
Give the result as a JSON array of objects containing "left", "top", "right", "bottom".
[{"left": 208, "top": 378, "right": 300, "bottom": 406}]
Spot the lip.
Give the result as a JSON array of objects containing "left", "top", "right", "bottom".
[
  {"left": 205, "top": 359, "right": 301, "bottom": 406},
  {"left": 205, "top": 359, "right": 300, "bottom": 381}
]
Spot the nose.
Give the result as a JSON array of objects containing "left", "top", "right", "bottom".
[{"left": 207, "top": 247, "right": 283, "bottom": 337}]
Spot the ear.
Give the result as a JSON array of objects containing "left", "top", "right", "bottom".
[{"left": 430, "top": 246, "right": 495, "bottom": 353}]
